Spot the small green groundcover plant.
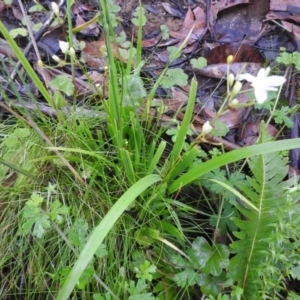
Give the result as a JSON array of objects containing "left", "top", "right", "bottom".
[{"left": 0, "top": 0, "right": 300, "bottom": 299}]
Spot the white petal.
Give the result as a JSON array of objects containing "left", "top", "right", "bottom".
[
  {"left": 257, "top": 68, "right": 267, "bottom": 79},
  {"left": 254, "top": 88, "right": 268, "bottom": 104},
  {"left": 202, "top": 121, "right": 213, "bottom": 135},
  {"left": 59, "top": 41, "right": 69, "bottom": 53},
  {"left": 236, "top": 73, "right": 256, "bottom": 82},
  {"left": 263, "top": 76, "right": 286, "bottom": 87}
]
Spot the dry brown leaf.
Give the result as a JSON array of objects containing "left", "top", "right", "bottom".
[{"left": 194, "top": 62, "right": 262, "bottom": 78}]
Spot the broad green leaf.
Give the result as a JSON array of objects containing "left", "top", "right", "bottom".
[
  {"left": 49, "top": 75, "right": 74, "bottom": 96},
  {"left": 191, "top": 237, "right": 229, "bottom": 276},
  {"left": 198, "top": 273, "right": 226, "bottom": 296}
]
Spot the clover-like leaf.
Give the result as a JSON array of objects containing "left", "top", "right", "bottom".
[
  {"left": 160, "top": 69, "right": 188, "bottom": 88},
  {"left": 50, "top": 75, "right": 74, "bottom": 96}
]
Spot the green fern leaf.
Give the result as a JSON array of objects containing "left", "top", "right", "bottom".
[{"left": 228, "top": 132, "right": 294, "bottom": 298}]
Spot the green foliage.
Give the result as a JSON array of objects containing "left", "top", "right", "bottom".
[
  {"left": 21, "top": 192, "right": 69, "bottom": 238},
  {"left": 191, "top": 57, "right": 207, "bottom": 69},
  {"left": 160, "top": 24, "right": 169, "bottom": 40},
  {"left": 10, "top": 28, "right": 28, "bottom": 38},
  {"left": 211, "top": 121, "right": 229, "bottom": 137},
  {"left": 127, "top": 279, "right": 155, "bottom": 300},
  {"left": 160, "top": 68, "right": 188, "bottom": 88},
  {"left": 276, "top": 50, "right": 300, "bottom": 70},
  {"left": 168, "top": 236, "right": 230, "bottom": 296},
  {"left": 3, "top": 127, "right": 31, "bottom": 148},
  {"left": 167, "top": 46, "right": 181, "bottom": 61},
  {"left": 132, "top": 7, "right": 147, "bottom": 27},
  {"left": 228, "top": 130, "right": 299, "bottom": 298},
  {"left": 121, "top": 61, "right": 147, "bottom": 107},
  {"left": 49, "top": 75, "right": 74, "bottom": 96},
  {"left": 273, "top": 106, "right": 294, "bottom": 128},
  {"left": 134, "top": 260, "right": 157, "bottom": 281}
]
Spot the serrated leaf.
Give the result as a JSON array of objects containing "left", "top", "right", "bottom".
[
  {"left": 49, "top": 200, "right": 69, "bottom": 223},
  {"left": 209, "top": 201, "right": 237, "bottom": 235},
  {"left": 173, "top": 269, "right": 198, "bottom": 288},
  {"left": 53, "top": 91, "right": 68, "bottom": 108},
  {"left": 3, "top": 136, "right": 19, "bottom": 148},
  {"left": 27, "top": 192, "right": 44, "bottom": 207},
  {"left": 127, "top": 279, "right": 147, "bottom": 295},
  {"left": 202, "top": 244, "right": 229, "bottom": 276},
  {"left": 137, "top": 260, "right": 157, "bottom": 281}
]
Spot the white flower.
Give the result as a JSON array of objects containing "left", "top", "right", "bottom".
[
  {"left": 236, "top": 67, "right": 286, "bottom": 104},
  {"left": 202, "top": 121, "right": 213, "bottom": 135},
  {"left": 59, "top": 40, "right": 69, "bottom": 54}
]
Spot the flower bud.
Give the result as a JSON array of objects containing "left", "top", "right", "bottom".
[
  {"left": 232, "top": 80, "right": 242, "bottom": 97},
  {"left": 52, "top": 55, "right": 61, "bottom": 63},
  {"left": 202, "top": 121, "right": 213, "bottom": 135},
  {"left": 228, "top": 73, "right": 235, "bottom": 87},
  {"left": 69, "top": 47, "right": 76, "bottom": 58},
  {"left": 227, "top": 55, "right": 234, "bottom": 64},
  {"left": 231, "top": 99, "right": 239, "bottom": 106},
  {"left": 51, "top": 2, "right": 59, "bottom": 16},
  {"left": 37, "top": 60, "right": 43, "bottom": 68}
]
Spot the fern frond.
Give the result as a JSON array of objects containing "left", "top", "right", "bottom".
[{"left": 228, "top": 144, "right": 293, "bottom": 299}]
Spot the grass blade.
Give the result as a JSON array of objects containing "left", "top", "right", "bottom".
[
  {"left": 168, "top": 138, "right": 300, "bottom": 193},
  {"left": 56, "top": 174, "right": 161, "bottom": 300}
]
